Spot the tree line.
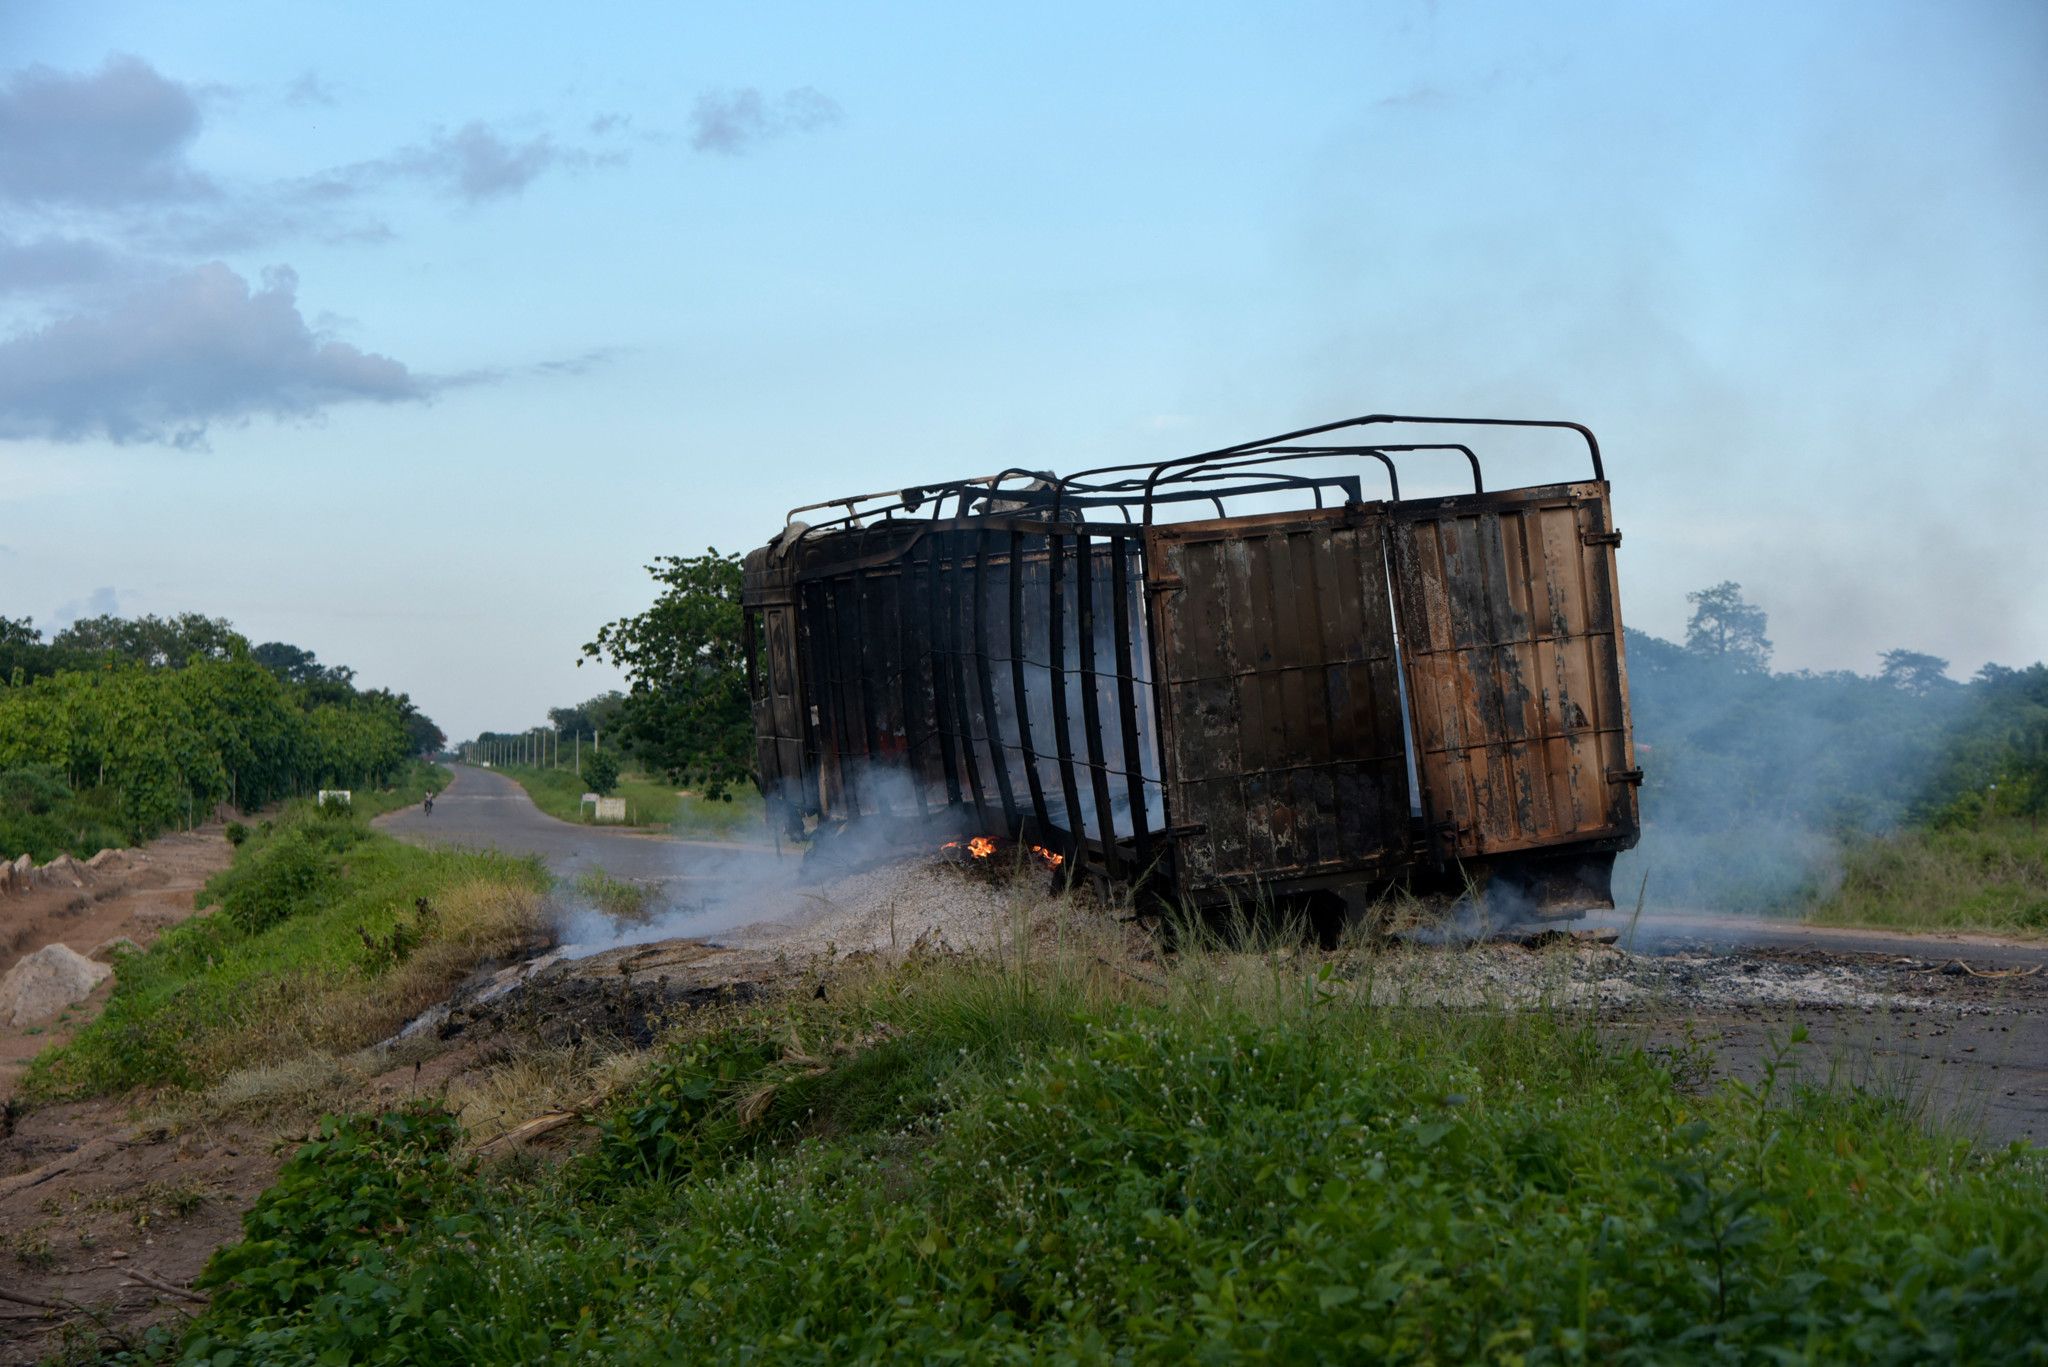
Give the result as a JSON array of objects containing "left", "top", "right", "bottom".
[
  {"left": 0, "top": 612, "right": 446, "bottom": 860},
  {"left": 1645, "top": 581, "right": 2047, "bottom": 832}
]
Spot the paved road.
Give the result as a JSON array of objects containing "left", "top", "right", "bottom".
[
  {"left": 377, "top": 764, "right": 791, "bottom": 887},
  {"left": 1619, "top": 910, "right": 2048, "bottom": 970}
]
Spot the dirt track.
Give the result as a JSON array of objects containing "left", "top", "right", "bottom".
[{"left": 1, "top": 828, "right": 232, "bottom": 1101}]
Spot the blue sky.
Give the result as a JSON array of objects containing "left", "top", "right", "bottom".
[{"left": 2, "top": 1, "right": 2042, "bottom": 740}]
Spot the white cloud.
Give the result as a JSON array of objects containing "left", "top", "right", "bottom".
[{"left": 0, "top": 263, "right": 427, "bottom": 446}]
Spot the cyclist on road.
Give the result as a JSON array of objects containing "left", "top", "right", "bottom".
[{"left": 424, "top": 788, "right": 436, "bottom": 816}]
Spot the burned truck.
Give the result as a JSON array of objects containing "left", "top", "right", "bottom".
[{"left": 742, "top": 413, "right": 1640, "bottom": 921}]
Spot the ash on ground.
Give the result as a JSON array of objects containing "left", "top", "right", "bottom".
[
  {"left": 549, "top": 850, "right": 1073, "bottom": 961},
  {"left": 404, "top": 857, "right": 2047, "bottom": 1144},
  {"left": 1361, "top": 941, "right": 2040, "bottom": 1017},
  {"left": 726, "top": 860, "right": 1063, "bottom": 958}
]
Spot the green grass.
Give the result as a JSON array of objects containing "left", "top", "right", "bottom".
[
  {"left": 158, "top": 948, "right": 2048, "bottom": 1364},
  {"left": 18, "top": 801, "right": 546, "bottom": 1104},
  {"left": 571, "top": 867, "right": 658, "bottom": 924},
  {"left": 1806, "top": 819, "right": 2048, "bottom": 936},
  {"left": 490, "top": 760, "right": 769, "bottom": 841}
]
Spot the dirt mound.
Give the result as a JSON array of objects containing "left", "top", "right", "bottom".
[{"left": 0, "top": 945, "right": 111, "bottom": 1028}]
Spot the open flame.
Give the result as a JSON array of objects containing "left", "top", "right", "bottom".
[{"left": 940, "top": 836, "right": 1065, "bottom": 868}]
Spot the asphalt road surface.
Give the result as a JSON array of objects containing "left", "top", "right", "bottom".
[
  {"left": 377, "top": 764, "right": 790, "bottom": 888},
  {"left": 1601, "top": 916, "right": 2047, "bottom": 1147},
  {"left": 1619, "top": 909, "right": 2048, "bottom": 970}
]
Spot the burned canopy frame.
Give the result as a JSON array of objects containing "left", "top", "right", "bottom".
[{"left": 742, "top": 413, "right": 1639, "bottom": 917}]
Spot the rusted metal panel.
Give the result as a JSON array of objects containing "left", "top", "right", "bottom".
[
  {"left": 1146, "top": 506, "right": 1410, "bottom": 899},
  {"left": 741, "top": 549, "right": 809, "bottom": 822},
  {"left": 1390, "top": 481, "right": 1638, "bottom": 861}
]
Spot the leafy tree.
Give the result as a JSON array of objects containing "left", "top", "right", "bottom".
[
  {"left": 582, "top": 748, "right": 621, "bottom": 797},
  {"left": 252, "top": 641, "right": 356, "bottom": 688},
  {"left": 0, "top": 615, "right": 51, "bottom": 687},
  {"left": 53, "top": 612, "right": 245, "bottom": 668},
  {"left": 1919, "top": 662, "right": 2048, "bottom": 827},
  {"left": 356, "top": 687, "right": 445, "bottom": 758},
  {"left": 1684, "top": 581, "right": 1772, "bottom": 672},
  {"left": 0, "top": 657, "right": 413, "bottom": 851},
  {"left": 1878, "top": 649, "right": 1953, "bottom": 696},
  {"left": 405, "top": 711, "right": 447, "bottom": 758},
  {"left": 582, "top": 550, "right": 753, "bottom": 800},
  {"left": 548, "top": 691, "right": 629, "bottom": 743}
]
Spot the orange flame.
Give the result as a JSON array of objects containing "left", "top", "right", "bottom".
[{"left": 943, "top": 836, "right": 1060, "bottom": 867}]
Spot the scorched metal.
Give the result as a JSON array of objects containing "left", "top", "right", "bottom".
[{"left": 741, "top": 414, "right": 1641, "bottom": 920}]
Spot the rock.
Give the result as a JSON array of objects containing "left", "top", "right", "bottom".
[
  {"left": 0, "top": 944, "right": 113, "bottom": 1028},
  {"left": 0, "top": 862, "right": 13, "bottom": 895},
  {"left": 85, "top": 848, "right": 124, "bottom": 870},
  {"left": 90, "top": 936, "right": 142, "bottom": 963},
  {"left": 10, "top": 853, "right": 32, "bottom": 883},
  {"left": 42, "top": 853, "right": 85, "bottom": 887}
]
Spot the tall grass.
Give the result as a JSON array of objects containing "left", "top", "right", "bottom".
[
  {"left": 18, "top": 803, "right": 546, "bottom": 1104},
  {"left": 1807, "top": 819, "right": 2048, "bottom": 935},
  {"left": 170, "top": 936, "right": 2048, "bottom": 1364}
]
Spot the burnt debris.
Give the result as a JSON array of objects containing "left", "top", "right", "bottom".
[{"left": 743, "top": 413, "right": 1641, "bottom": 919}]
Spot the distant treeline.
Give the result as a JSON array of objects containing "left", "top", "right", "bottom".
[
  {"left": 1620, "top": 583, "right": 2047, "bottom": 907},
  {"left": 0, "top": 612, "right": 447, "bottom": 861}
]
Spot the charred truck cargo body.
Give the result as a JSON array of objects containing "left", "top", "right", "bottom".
[{"left": 743, "top": 414, "right": 1641, "bottom": 920}]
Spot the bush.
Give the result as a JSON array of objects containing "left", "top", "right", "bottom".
[
  {"left": 0, "top": 763, "right": 70, "bottom": 814},
  {"left": 581, "top": 749, "right": 620, "bottom": 798},
  {"left": 191, "top": 1103, "right": 479, "bottom": 1357},
  {"left": 206, "top": 811, "right": 365, "bottom": 936},
  {"left": 0, "top": 764, "right": 126, "bottom": 863}
]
